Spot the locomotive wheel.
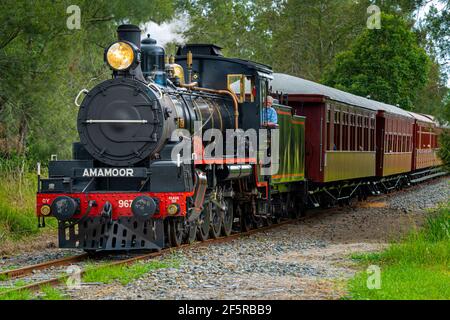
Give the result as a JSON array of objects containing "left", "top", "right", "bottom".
[
  {"left": 83, "top": 249, "right": 98, "bottom": 256},
  {"left": 271, "top": 207, "right": 281, "bottom": 224},
  {"left": 252, "top": 215, "right": 264, "bottom": 229},
  {"left": 294, "top": 207, "right": 303, "bottom": 219},
  {"left": 232, "top": 205, "right": 242, "bottom": 233},
  {"left": 168, "top": 218, "right": 183, "bottom": 247},
  {"left": 209, "top": 204, "right": 222, "bottom": 239},
  {"left": 221, "top": 199, "right": 234, "bottom": 237},
  {"left": 347, "top": 196, "right": 357, "bottom": 207},
  {"left": 196, "top": 204, "right": 211, "bottom": 241},
  {"left": 272, "top": 212, "right": 282, "bottom": 224},
  {"left": 240, "top": 206, "right": 252, "bottom": 232},
  {"left": 184, "top": 223, "right": 197, "bottom": 245},
  {"left": 287, "top": 195, "right": 299, "bottom": 218},
  {"left": 292, "top": 200, "right": 303, "bottom": 219},
  {"left": 263, "top": 214, "right": 273, "bottom": 226}
]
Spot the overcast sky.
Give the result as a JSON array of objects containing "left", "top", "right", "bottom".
[{"left": 416, "top": 0, "right": 445, "bottom": 20}]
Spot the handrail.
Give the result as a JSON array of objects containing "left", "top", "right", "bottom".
[{"left": 180, "top": 83, "right": 240, "bottom": 129}]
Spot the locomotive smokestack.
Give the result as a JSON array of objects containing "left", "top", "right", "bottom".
[{"left": 117, "top": 24, "right": 141, "bottom": 49}]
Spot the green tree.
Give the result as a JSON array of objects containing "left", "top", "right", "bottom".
[
  {"left": 179, "top": 0, "right": 430, "bottom": 82},
  {"left": 422, "top": 2, "right": 450, "bottom": 75},
  {"left": 375, "top": 0, "right": 430, "bottom": 17},
  {"left": 176, "top": 0, "right": 281, "bottom": 63},
  {"left": 438, "top": 94, "right": 450, "bottom": 169},
  {"left": 0, "top": 0, "right": 174, "bottom": 161},
  {"left": 415, "top": 1, "right": 449, "bottom": 168},
  {"left": 272, "top": 0, "right": 372, "bottom": 81},
  {"left": 322, "top": 13, "right": 431, "bottom": 110},
  {"left": 412, "top": 61, "right": 448, "bottom": 115}
]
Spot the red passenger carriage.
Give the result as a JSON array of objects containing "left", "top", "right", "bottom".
[
  {"left": 375, "top": 110, "right": 414, "bottom": 177},
  {"left": 271, "top": 73, "right": 445, "bottom": 204}
]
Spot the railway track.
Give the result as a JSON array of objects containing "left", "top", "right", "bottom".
[
  {"left": 362, "top": 174, "right": 448, "bottom": 204},
  {"left": 0, "top": 218, "right": 297, "bottom": 298},
  {"left": 0, "top": 253, "right": 89, "bottom": 281}
]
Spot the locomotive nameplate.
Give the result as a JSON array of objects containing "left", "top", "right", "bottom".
[{"left": 73, "top": 167, "right": 148, "bottom": 178}]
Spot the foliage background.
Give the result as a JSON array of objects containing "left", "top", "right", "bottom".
[{"left": 0, "top": 0, "right": 175, "bottom": 161}]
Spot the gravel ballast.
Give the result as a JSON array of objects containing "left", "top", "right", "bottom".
[
  {"left": 1, "top": 178, "right": 447, "bottom": 299},
  {"left": 62, "top": 177, "right": 449, "bottom": 300}
]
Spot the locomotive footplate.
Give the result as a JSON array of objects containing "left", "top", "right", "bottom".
[{"left": 58, "top": 217, "right": 164, "bottom": 251}]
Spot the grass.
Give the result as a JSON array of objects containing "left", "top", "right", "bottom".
[
  {"left": 0, "top": 157, "right": 55, "bottom": 244},
  {"left": 13, "top": 279, "right": 27, "bottom": 287},
  {"left": 82, "top": 257, "right": 180, "bottom": 285},
  {"left": 0, "top": 279, "right": 32, "bottom": 300},
  {"left": 0, "top": 284, "right": 66, "bottom": 300},
  {"left": 0, "top": 288, "right": 33, "bottom": 300},
  {"left": 347, "top": 203, "right": 450, "bottom": 300},
  {"left": 0, "top": 272, "right": 66, "bottom": 301},
  {"left": 0, "top": 158, "right": 39, "bottom": 241},
  {"left": 39, "top": 285, "right": 66, "bottom": 300}
]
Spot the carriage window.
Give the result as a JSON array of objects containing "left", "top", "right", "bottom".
[
  {"left": 342, "top": 112, "right": 348, "bottom": 150},
  {"left": 394, "top": 134, "right": 398, "bottom": 152},
  {"left": 370, "top": 128, "right": 375, "bottom": 151}
]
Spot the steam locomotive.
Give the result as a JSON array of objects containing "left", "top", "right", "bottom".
[{"left": 36, "top": 24, "right": 445, "bottom": 252}]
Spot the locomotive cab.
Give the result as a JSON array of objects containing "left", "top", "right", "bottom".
[{"left": 175, "top": 44, "right": 273, "bottom": 131}]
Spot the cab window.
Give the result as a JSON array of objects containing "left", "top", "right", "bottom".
[{"left": 227, "top": 74, "right": 255, "bottom": 103}]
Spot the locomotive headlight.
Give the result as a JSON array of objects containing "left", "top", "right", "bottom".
[{"left": 106, "top": 41, "right": 136, "bottom": 71}]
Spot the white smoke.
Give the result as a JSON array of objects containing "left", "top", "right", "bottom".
[{"left": 141, "top": 14, "right": 190, "bottom": 47}]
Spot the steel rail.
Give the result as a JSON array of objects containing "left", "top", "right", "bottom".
[{"left": 0, "top": 253, "right": 89, "bottom": 280}]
